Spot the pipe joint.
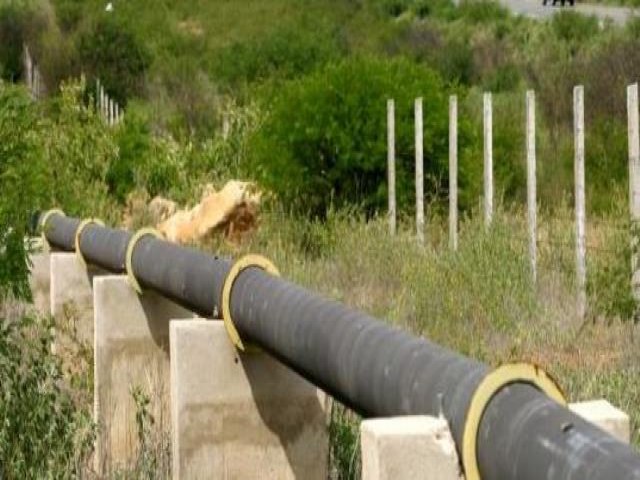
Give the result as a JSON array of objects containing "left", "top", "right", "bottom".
[
  {"left": 221, "top": 254, "right": 279, "bottom": 351},
  {"left": 462, "top": 362, "right": 566, "bottom": 480}
]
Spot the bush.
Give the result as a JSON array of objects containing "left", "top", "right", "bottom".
[
  {"left": 0, "top": 313, "right": 94, "bottom": 478},
  {"left": 0, "top": 0, "right": 52, "bottom": 82},
  {"left": 551, "top": 11, "right": 600, "bottom": 45},
  {"left": 0, "top": 80, "right": 118, "bottom": 301},
  {"left": 213, "top": 23, "right": 346, "bottom": 88},
  {"left": 77, "top": 14, "right": 151, "bottom": 104},
  {"left": 108, "top": 103, "right": 152, "bottom": 203},
  {"left": 42, "top": 80, "right": 119, "bottom": 221},
  {"left": 0, "top": 84, "right": 46, "bottom": 299},
  {"left": 252, "top": 56, "right": 479, "bottom": 215}
]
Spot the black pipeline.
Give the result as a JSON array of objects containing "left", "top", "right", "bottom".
[{"left": 41, "top": 211, "right": 640, "bottom": 480}]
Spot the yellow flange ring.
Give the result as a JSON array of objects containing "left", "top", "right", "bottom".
[
  {"left": 461, "top": 362, "right": 566, "bottom": 480},
  {"left": 221, "top": 254, "right": 280, "bottom": 351},
  {"left": 125, "top": 228, "right": 163, "bottom": 294},
  {"left": 39, "top": 208, "right": 65, "bottom": 234},
  {"left": 39, "top": 208, "right": 65, "bottom": 249},
  {"left": 74, "top": 218, "right": 105, "bottom": 267}
]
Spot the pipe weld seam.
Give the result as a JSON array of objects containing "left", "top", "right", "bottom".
[
  {"left": 74, "top": 218, "right": 105, "bottom": 267},
  {"left": 461, "top": 362, "right": 567, "bottom": 480},
  {"left": 221, "top": 254, "right": 280, "bottom": 352},
  {"left": 125, "top": 227, "right": 163, "bottom": 294}
]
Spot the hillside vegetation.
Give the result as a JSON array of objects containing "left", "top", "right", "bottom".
[{"left": 0, "top": 0, "right": 639, "bottom": 477}]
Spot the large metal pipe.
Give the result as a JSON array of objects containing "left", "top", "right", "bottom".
[
  {"left": 42, "top": 212, "right": 231, "bottom": 317},
  {"left": 41, "top": 212, "right": 640, "bottom": 480}
]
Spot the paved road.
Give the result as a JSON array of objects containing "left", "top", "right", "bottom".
[{"left": 456, "top": 0, "right": 639, "bottom": 25}]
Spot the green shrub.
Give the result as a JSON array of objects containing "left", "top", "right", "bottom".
[
  {"left": 457, "top": 0, "right": 509, "bottom": 24},
  {"left": 77, "top": 14, "right": 151, "bottom": 104},
  {"left": 0, "top": 0, "right": 51, "bottom": 82},
  {"left": 252, "top": 56, "right": 480, "bottom": 215},
  {"left": 134, "top": 135, "right": 187, "bottom": 200},
  {"left": 213, "top": 23, "right": 346, "bottom": 88},
  {"left": 0, "top": 80, "right": 118, "bottom": 300},
  {"left": 108, "top": 103, "right": 152, "bottom": 202},
  {"left": 42, "top": 80, "right": 119, "bottom": 221},
  {"left": 551, "top": 11, "right": 600, "bottom": 45},
  {"left": 50, "top": 0, "right": 85, "bottom": 31},
  {"left": 0, "top": 84, "right": 46, "bottom": 299},
  {"left": 0, "top": 313, "right": 94, "bottom": 478}
]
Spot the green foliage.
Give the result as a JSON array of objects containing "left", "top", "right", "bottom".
[
  {"left": 0, "top": 0, "right": 50, "bottom": 82},
  {"left": 328, "top": 403, "right": 360, "bottom": 480},
  {"left": 42, "top": 80, "right": 119, "bottom": 220},
  {"left": 252, "top": 56, "right": 479, "bottom": 215},
  {"left": 214, "top": 23, "right": 347, "bottom": 88},
  {"left": 456, "top": 0, "right": 509, "bottom": 24},
  {"left": 0, "top": 84, "right": 46, "bottom": 299},
  {"left": 109, "top": 103, "right": 152, "bottom": 202},
  {"left": 0, "top": 80, "right": 119, "bottom": 300},
  {"left": 551, "top": 10, "right": 600, "bottom": 45},
  {"left": 370, "top": 0, "right": 455, "bottom": 19},
  {"left": 77, "top": 14, "right": 151, "bottom": 104},
  {"left": 0, "top": 313, "right": 94, "bottom": 478},
  {"left": 51, "top": 0, "right": 85, "bottom": 31}
]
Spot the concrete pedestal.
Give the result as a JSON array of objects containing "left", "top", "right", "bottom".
[
  {"left": 50, "top": 252, "right": 101, "bottom": 345},
  {"left": 570, "top": 399, "right": 631, "bottom": 443},
  {"left": 94, "top": 275, "right": 193, "bottom": 473},
  {"left": 361, "top": 416, "right": 461, "bottom": 480},
  {"left": 28, "top": 252, "right": 50, "bottom": 316},
  {"left": 170, "top": 320, "right": 328, "bottom": 480}
]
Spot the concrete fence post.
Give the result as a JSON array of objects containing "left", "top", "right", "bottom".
[
  {"left": 109, "top": 98, "right": 114, "bottom": 127},
  {"left": 484, "top": 92, "right": 494, "bottom": 227},
  {"left": 93, "top": 276, "right": 193, "bottom": 474},
  {"left": 222, "top": 111, "right": 231, "bottom": 140},
  {"left": 449, "top": 95, "right": 458, "bottom": 251},
  {"left": 387, "top": 99, "right": 397, "bottom": 236},
  {"left": 415, "top": 97, "right": 425, "bottom": 245},
  {"left": 24, "top": 44, "right": 33, "bottom": 93},
  {"left": 169, "top": 320, "right": 328, "bottom": 480},
  {"left": 96, "top": 79, "right": 100, "bottom": 113},
  {"left": 574, "top": 85, "right": 587, "bottom": 320},
  {"left": 627, "top": 83, "right": 640, "bottom": 303},
  {"left": 100, "top": 86, "right": 105, "bottom": 120},
  {"left": 526, "top": 90, "right": 537, "bottom": 283}
]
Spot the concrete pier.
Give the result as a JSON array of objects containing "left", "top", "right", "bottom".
[
  {"left": 361, "top": 416, "right": 461, "bottom": 480},
  {"left": 93, "top": 275, "right": 193, "bottom": 473},
  {"left": 360, "top": 400, "right": 632, "bottom": 480},
  {"left": 50, "top": 252, "right": 101, "bottom": 345},
  {"left": 28, "top": 251, "right": 50, "bottom": 316},
  {"left": 169, "top": 320, "right": 328, "bottom": 480},
  {"left": 570, "top": 399, "right": 631, "bottom": 443}
]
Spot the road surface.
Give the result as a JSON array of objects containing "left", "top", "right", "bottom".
[{"left": 455, "top": 0, "right": 639, "bottom": 25}]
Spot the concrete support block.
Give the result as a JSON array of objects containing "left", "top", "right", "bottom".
[
  {"left": 50, "top": 252, "right": 101, "bottom": 345},
  {"left": 361, "top": 416, "right": 461, "bottom": 480},
  {"left": 570, "top": 399, "right": 631, "bottom": 443},
  {"left": 170, "top": 320, "right": 328, "bottom": 480},
  {"left": 28, "top": 252, "right": 50, "bottom": 316},
  {"left": 94, "top": 275, "right": 193, "bottom": 473}
]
